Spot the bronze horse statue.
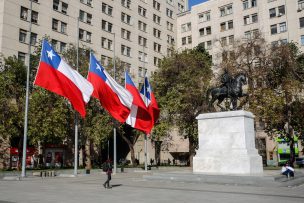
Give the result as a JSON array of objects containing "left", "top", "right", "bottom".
[{"left": 207, "top": 73, "right": 248, "bottom": 111}]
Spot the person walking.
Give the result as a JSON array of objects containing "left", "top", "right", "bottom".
[{"left": 103, "top": 159, "right": 113, "bottom": 189}]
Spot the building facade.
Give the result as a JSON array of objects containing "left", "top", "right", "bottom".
[
  {"left": 0, "top": 0, "right": 190, "bottom": 168},
  {"left": 177, "top": 0, "right": 304, "bottom": 66},
  {"left": 177, "top": 0, "right": 304, "bottom": 165},
  {"left": 0, "top": 0, "right": 188, "bottom": 84}
]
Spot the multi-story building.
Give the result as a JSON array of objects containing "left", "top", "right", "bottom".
[
  {"left": 177, "top": 0, "right": 304, "bottom": 165},
  {"left": 0, "top": 0, "right": 189, "bottom": 168},
  {"left": 0, "top": 0, "right": 188, "bottom": 85},
  {"left": 177, "top": 0, "right": 304, "bottom": 66}
]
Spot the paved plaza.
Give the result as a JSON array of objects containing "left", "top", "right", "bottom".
[{"left": 0, "top": 168, "right": 304, "bottom": 203}]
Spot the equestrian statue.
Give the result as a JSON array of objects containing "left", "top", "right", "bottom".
[{"left": 207, "top": 70, "right": 248, "bottom": 111}]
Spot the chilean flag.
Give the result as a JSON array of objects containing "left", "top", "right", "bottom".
[
  {"left": 34, "top": 40, "right": 93, "bottom": 117},
  {"left": 87, "top": 53, "right": 133, "bottom": 123},
  {"left": 140, "top": 77, "right": 160, "bottom": 129},
  {"left": 125, "top": 72, "right": 152, "bottom": 134}
]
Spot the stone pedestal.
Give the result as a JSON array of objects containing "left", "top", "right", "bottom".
[{"left": 193, "top": 110, "right": 263, "bottom": 175}]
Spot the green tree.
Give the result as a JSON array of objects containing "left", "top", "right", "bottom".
[
  {"left": 219, "top": 35, "right": 304, "bottom": 165},
  {"left": 153, "top": 45, "right": 213, "bottom": 166},
  {"left": 0, "top": 56, "right": 27, "bottom": 169}
]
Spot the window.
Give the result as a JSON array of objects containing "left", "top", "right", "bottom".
[
  {"left": 30, "top": 33, "right": 37, "bottom": 46},
  {"left": 167, "top": 35, "right": 174, "bottom": 44},
  {"left": 206, "top": 26, "right": 211, "bottom": 35},
  {"left": 52, "top": 19, "right": 67, "bottom": 34},
  {"left": 154, "top": 42, "right": 161, "bottom": 52},
  {"left": 121, "top": 0, "right": 131, "bottom": 9},
  {"left": 154, "top": 57, "right": 161, "bottom": 66},
  {"left": 167, "top": 21, "right": 173, "bottom": 31},
  {"left": 206, "top": 41, "right": 212, "bottom": 49},
  {"left": 139, "top": 51, "right": 147, "bottom": 62},
  {"left": 153, "top": 0, "right": 160, "bottom": 11},
  {"left": 228, "top": 20, "right": 233, "bottom": 29},
  {"left": 138, "top": 21, "right": 147, "bottom": 32},
  {"left": 229, "top": 35, "right": 234, "bottom": 44},
  {"left": 138, "top": 6, "right": 147, "bottom": 17},
  {"left": 300, "top": 17, "right": 304, "bottom": 28},
  {"left": 121, "top": 12, "right": 132, "bottom": 25},
  {"left": 18, "top": 52, "right": 26, "bottom": 64},
  {"left": 62, "top": 2, "right": 68, "bottom": 14},
  {"left": 79, "top": 29, "right": 91, "bottom": 42},
  {"left": 270, "top": 24, "right": 277, "bottom": 34},
  {"left": 80, "top": 0, "right": 92, "bottom": 6},
  {"left": 138, "top": 67, "right": 147, "bottom": 77},
  {"left": 178, "top": 3, "right": 185, "bottom": 12},
  {"left": 59, "top": 42, "right": 66, "bottom": 53},
  {"left": 182, "top": 37, "right": 186, "bottom": 45},
  {"left": 153, "top": 28, "right": 161, "bottom": 38},
  {"left": 244, "top": 15, "right": 250, "bottom": 25},
  {"left": 121, "top": 45, "right": 131, "bottom": 57},
  {"left": 61, "top": 22, "right": 67, "bottom": 34},
  {"left": 279, "top": 22, "right": 286, "bottom": 32},
  {"left": 199, "top": 11, "right": 210, "bottom": 22},
  {"left": 245, "top": 31, "right": 251, "bottom": 39},
  {"left": 102, "top": 3, "right": 113, "bottom": 16},
  {"left": 269, "top": 8, "right": 276, "bottom": 18},
  {"left": 52, "top": 19, "right": 59, "bottom": 30},
  {"left": 243, "top": 0, "right": 249, "bottom": 10},
  {"left": 299, "top": 0, "right": 304, "bottom": 10},
  {"left": 221, "top": 37, "right": 227, "bottom": 46},
  {"left": 101, "top": 37, "right": 113, "bottom": 50},
  {"left": 220, "top": 22, "right": 226, "bottom": 31},
  {"left": 153, "top": 14, "right": 161, "bottom": 24},
  {"left": 166, "top": 8, "right": 173, "bottom": 18},
  {"left": 188, "top": 36, "right": 192, "bottom": 44},
  {"left": 278, "top": 5, "right": 285, "bottom": 16},
  {"left": 301, "top": 35, "right": 304, "bottom": 45},
  {"left": 79, "top": 10, "right": 92, "bottom": 24},
  {"left": 53, "top": 0, "right": 59, "bottom": 11},
  {"left": 53, "top": 0, "right": 68, "bottom": 14},
  {"left": 181, "top": 22, "right": 191, "bottom": 32},
  {"left": 102, "top": 20, "right": 113, "bottom": 32},
  {"left": 31, "top": 11, "right": 38, "bottom": 24},
  {"left": 220, "top": 4, "right": 233, "bottom": 17},
  {"left": 121, "top": 28, "right": 131, "bottom": 40},
  {"left": 20, "top": 7, "right": 28, "bottom": 20},
  {"left": 19, "top": 29, "right": 27, "bottom": 43},
  {"left": 251, "top": 0, "right": 257, "bottom": 7},
  {"left": 199, "top": 28, "right": 204, "bottom": 36},
  {"left": 252, "top": 13, "right": 258, "bottom": 23},
  {"left": 138, "top": 36, "right": 147, "bottom": 47}
]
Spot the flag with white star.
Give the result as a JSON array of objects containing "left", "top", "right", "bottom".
[
  {"left": 34, "top": 39, "right": 93, "bottom": 117},
  {"left": 87, "top": 53, "right": 133, "bottom": 123}
]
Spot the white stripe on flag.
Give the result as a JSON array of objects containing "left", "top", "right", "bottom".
[
  {"left": 104, "top": 70, "right": 133, "bottom": 108},
  {"left": 58, "top": 60, "right": 93, "bottom": 103}
]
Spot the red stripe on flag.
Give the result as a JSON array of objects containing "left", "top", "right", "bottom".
[
  {"left": 88, "top": 72, "right": 131, "bottom": 122},
  {"left": 34, "top": 62, "right": 87, "bottom": 117}
]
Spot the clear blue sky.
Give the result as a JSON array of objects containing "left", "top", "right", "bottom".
[{"left": 188, "top": 0, "right": 208, "bottom": 9}]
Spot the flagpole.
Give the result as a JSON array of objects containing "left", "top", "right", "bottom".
[
  {"left": 21, "top": 0, "right": 33, "bottom": 178},
  {"left": 112, "top": 32, "right": 117, "bottom": 174},
  {"left": 142, "top": 45, "right": 148, "bottom": 172},
  {"left": 74, "top": 17, "right": 80, "bottom": 176}
]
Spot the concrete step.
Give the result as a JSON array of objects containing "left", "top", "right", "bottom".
[{"left": 143, "top": 172, "right": 304, "bottom": 187}]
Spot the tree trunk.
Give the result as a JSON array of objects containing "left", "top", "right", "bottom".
[
  {"left": 120, "top": 134, "right": 136, "bottom": 166},
  {"left": 85, "top": 138, "right": 92, "bottom": 170},
  {"left": 188, "top": 137, "right": 196, "bottom": 167}
]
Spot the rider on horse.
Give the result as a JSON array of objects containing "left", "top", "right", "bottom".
[{"left": 220, "top": 69, "right": 232, "bottom": 96}]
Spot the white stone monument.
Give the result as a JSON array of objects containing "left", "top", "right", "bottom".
[{"left": 193, "top": 110, "right": 263, "bottom": 175}]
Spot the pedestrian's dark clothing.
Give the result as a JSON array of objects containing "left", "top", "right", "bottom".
[{"left": 103, "top": 162, "right": 112, "bottom": 188}]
